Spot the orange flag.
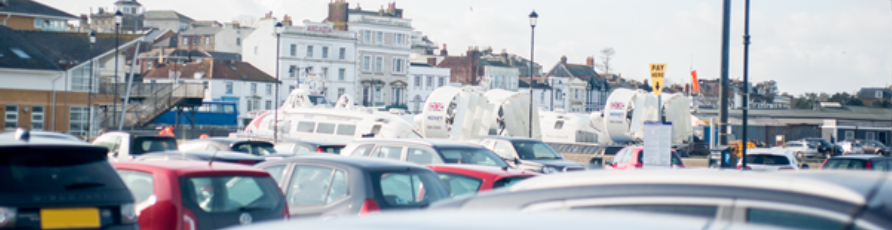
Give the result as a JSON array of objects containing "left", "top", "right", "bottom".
[{"left": 691, "top": 70, "right": 700, "bottom": 92}]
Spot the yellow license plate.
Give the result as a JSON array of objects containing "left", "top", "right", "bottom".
[{"left": 40, "top": 207, "right": 101, "bottom": 229}]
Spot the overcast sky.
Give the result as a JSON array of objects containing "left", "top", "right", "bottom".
[{"left": 42, "top": 0, "right": 892, "bottom": 95}]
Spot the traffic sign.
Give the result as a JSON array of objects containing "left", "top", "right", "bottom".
[{"left": 649, "top": 63, "right": 666, "bottom": 96}]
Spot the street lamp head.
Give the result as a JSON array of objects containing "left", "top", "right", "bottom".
[
  {"left": 529, "top": 10, "right": 538, "bottom": 27},
  {"left": 275, "top": 22, "right": 284, "bottom": 34},
  {"left": 114, "top": 11, "right": 123, "bottom": 24},
  {"left": 89, "top": 31, "right": 96, "bottom": 44}
]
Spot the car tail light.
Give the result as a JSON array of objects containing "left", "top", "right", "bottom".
[
  {"left": 866, "top": 161, "right": 872, "bottom": 170},
  {"left": 359, "top": 199, "right": 380, "bottom": 216},
  {"left": 316, "top": 147, "right": 324, "bottom": 153},
  {"left": 0, "top": 207, "right": 16, "bottom": 228},
  {"left": 779, "top": 166, "right": 795, "bottom": 170},
  {"left": 634, "top": 163, "right": 642, "bottom": 168},
  {"left": 282, "top": 205, "right": 290, "bottom": 220},
  {"left": 820, "top": 159, "right": 828, "bottom": 169},
  {"left": 182, "top": 208, "right": 198, "bottom": 230},
  {"left": 120, "top": 203, "right": 138, "bottom": 224}
]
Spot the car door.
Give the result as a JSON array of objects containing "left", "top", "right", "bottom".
[
  {"left": 116, "top": 168, "right": 165, "bottom": 229},
  {"left": 609, "top": 149, "right": 629, "bottom": 169},
  {"left": 282, "top": 164, "right": 351, "bottom": 218}
]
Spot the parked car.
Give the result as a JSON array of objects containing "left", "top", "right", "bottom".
[
  {"left": 427, "top": 164, "right": 538, "bottom": 198},
  {"left": 801, "top": 137, "right": 841, "bottom": 157},
  {"left": 255, "top": 155, "right": 449, "bottom": 218},
  {"left": 737, "top": 148, "right": 801, "bottom": 171},
  {"left": 821, "top": 154, "right": 892, "bottom": 171},
  {"left": 340, "top": 139, "right": 509, "bottom": 168},
  {"left": 474, "top": 136, "right": 586, "bottom": 173},
  {"left": 605, "top": 146, "right": 685, "bottom": 170},
  {"left": 840, "top": 140, "right": 865, "bottom": 155},
  {"left": 0, "top": 130, "right": 84, "bottom": 142},
  {"left": 853, "top": 139, "right": 891, "bottom": 156},
  {"left": 783, "top": 140, "right": 819, "bottom": 159},
  {"left": 274, "top": 138, "right": 347, "bottom": 154},
  {"left": 430, "top": 170, "right": 892, "bottom": 229},
  {"left": 179, "top": 138, "right": 277, "bottom": 156},
  {"left": 134, "top": 150, "right": 266, "bottom": 165},
  {"left": 0, "top": 129, "right": 138, "bottom": 229},
  {"left": 92, "top": 131, "right": 179, "bottom": 161},
  {"left": 112, "top": 160, "right": 287, "bottom": 230}
]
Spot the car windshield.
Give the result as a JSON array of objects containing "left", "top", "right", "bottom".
[
  {"left": 233, "top": 142, "right": 277, "bottom": 156},
  {"left": 181, "top": 176, "right": 281, "bottom": 212},
  {"left": 373, "top": 170, "right": 448, "bottom": 209},
  {"left": 511, "top": 140, "right": 562, "bottom": 160},
  {"left": 435, "top": 147, "right": 509, "bottom": 167},
  {"left": 492, "top": 176, "right": 534, "bottom": 189},
  {"left": 0, "top": 148, "right": 126, "bottom": 193},
  {"left": 745, "top": 154, "right": 791, "bottom": 165},
  {"left": 823, "top": 159, "right": 868, "bottom": 170},
  {"left": 133, "top": 136, "right": 178, "bottom": 155}
]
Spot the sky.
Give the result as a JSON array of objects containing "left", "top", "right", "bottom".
[{"left": 41, "top": 0, "right": 892, "bottom": 96}]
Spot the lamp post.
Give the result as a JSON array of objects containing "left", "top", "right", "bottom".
[
  {"left": 528, "top": 10, "right": 538, "bottom": 138},
  {"left": 87, "top": 31, "right": 96, "bottom": 140},
  {"left": 60, "top": 58, "right": 71, "bottom": 133},
  {"left": 741, "top": 0, "right": 751, "bottom": 169},
  {"left": 274, "top": 22, "right": 283, "bottom": 142},
  {"left": 113, "top": 10, "right": 122, "bottom": 130}
]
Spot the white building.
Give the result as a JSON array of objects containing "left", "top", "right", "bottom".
[
  {"left": 143, "top": 10, "right": 193, "bottom": 32},
  {"left": 482, "top": 63, "right": 521, "bottom": 91},
  {"left": 242, "top": 18, "right": 358, "bottom": 104},
  {"left": 407, "top": 63, "right": 450, "bottom": 113},
  {"left": 179, "top": 23, "right": 254, "bottom": 54}
]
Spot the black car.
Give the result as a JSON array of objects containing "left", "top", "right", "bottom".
[
  {"left": 802, "top": 137, "right": 841, "bottom": 157},
  {"left": 474, "top": 136, "right": 586, "bottom": 173},
  {"left": 134, "top": 150, "right": 266, "bottom": 165},
  {"left": 822, "top": 154, "right": 892, "bottom": 171},
  {"left": 0, "top": 129, "right": 137, "bottom": 229},
  {"left": 274, "top": 138, "right": 347, "bottom": 154},
  {"left": 256, "top": 155, "right": 449, "bottom": 218},
  {"left": 179, "top": 138, "right": 277, "bottom": 156},
  {"left": 430, "top": 170, "right": 892, "bottom": 229}
]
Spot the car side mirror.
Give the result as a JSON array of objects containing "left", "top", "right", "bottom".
[{"left": 800, "top": 164, "right": 810, "bottom": 169}]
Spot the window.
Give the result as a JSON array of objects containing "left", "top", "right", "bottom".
[
  {"left": 376, "top": 146, "right": 403, "bottom": 160},
  {"left": 437, "top": 173, "right": 482, "bottom": 198},
  {"left": 10, "top": 48, "right": 30, "bottom": 59},
  {"left": 746, "top": 208, "right": 845, "bottom": 229},
  {"left": 376, "top": 31, "right": 383, "bottom": 43},
  {"left": 236, "top": 38, "right": 241, "bottom": 46},
  {"left": 415, "top": 76, "right": 421, "bottom": 87},
  {"left": 845, "top": 131, "right": 855, "bottom": 140},
  {"left": 438, "top": 77, "right": 445, "bottom": 87},
  {"left": 253, "top": 99, "right": 261, "bottom": 110},
  {"left": 392, "top": 58, "right": 405, "bottom": 73},
  {"left": 392, "top": 88, "right": 403, "bottom": 105},
  {"left": 376, "top": 171, "right": 447, "bottom": 208},
  {"left": 117, "top": 170, "right": 155, "bottom": 205},
  {"left": 407, "top": 148, "right": 442, "bottom": 165},
  {"left": 363, "top": 56, "right": 371, "bottom": 71},
  {"left": 867, "top": 132, "right": 876, "bottom": 140},
  {"left": 317, "top": 123, "right": 336, "bottom": 134},
  {"left": 322, "top": 46, "right": 329, "bottom": 59},
  {"left": 5, "top": 105, "right": 18, "bottom": 130},
  {"left": 426, "top": 76, "right": 433, "bottom": 87},
  {"left": 375, "top": 56, "right": 383, "bottom": 72},
  {"left": 246, "top": 100, "right": 253, "bottom": 112},
  {"left": 554, "top": 121, "right": 564, "bottom": 129},
  {"left": 556, "top": 89, "right": 564, "bottom": 100},
  {"left": 306, "top": 45, "right": 313, "bottom": 58},
  {"left": 225, "top": 81, "right": 233, "bottom": 94},
  {"left": 338, "top": 47, "right": 346, "bottom": 60},
  {"left": 437, "top": 147, "right": 509, "bottom": 167},
  {"left": 338, "top": 68, "right": 345, "bottom": 81},
  {"left": 183, "top": 37, "right": 188, "bottom": 45},
  {"left": 254, "top": 46, "right": 258, "bottom": 55},
  {"left": 492, "top": 141, "right": 515, "bottom": 159},
  {"left": 337, "top": 88, "right": 345, "bottom": 97},
  {"left": 511, "top": 140, "right": 562, "bottom": 160},
  {"left": 285, "top": 166, "right": 343, "bottom": 205},
  {"left": 296, "top": 122, "right": 315, "bottom": 133},
  {"left": 363, "top": 30, "right": 371, "bottom": 43},
  {"left": 262, "top": 165, "right": 286, "bottom": 184},
  {"left": 185, "top": 176, "right": 280, "bottom": 212},
  {"left": 250, "top": 83, "right": 257, "bottom": 95},
  {"left": 576, "top": 205, "right": 718, "bottom": 219},
  {"left": 336, "top": 124, "right": 355, "bottom": 136},
  {"left": 204, "top": 37, "right": 210, "bottom": 45},
  {"left": 322, "top": 67, "right": 329, "bottom": 79},
  {"left": 69, "top": 107, "right": 90, "bottom": 136},
  {"left": 265, "top": 100, "right": 272, "bottom": 110},
  {"left": 876, "top": 91, "right": 883, "bottom": 98},
  {"left": 290, "top": 44, "right": 296, "bottom": 56},
  {"left": 374, "top": 87, "right": 382, "bottom": 105},
  {"left": 265, "top": 84, "right": 272, "bottom": 95},
  {"left": 31, "top": 106, "right": 44, "bottom": 130}
]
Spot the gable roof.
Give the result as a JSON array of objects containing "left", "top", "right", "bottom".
[
  {"left": 0, "top": 0, "right": 77, "bottom": 20},
  {"left": 143, "top": 10, "right": 193, "bottom": 21},
  {"left": 0, "top": 25, "right": 59, "bottom": 70},
  {"left": 0, "top": 25, "right": 143, "bottom": 71},
  {"left": 143, "top": 59, "right": 278, "bottom": 83},
  {"left": 857, "top": 88, "right": 892, "bottom": 99}
]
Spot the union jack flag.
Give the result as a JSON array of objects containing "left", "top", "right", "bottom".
[
  {"left": 428, "top": 102, "right": 444, "bottom": 112},
  {"left": 610, "top": 102, "right": 625, "bottom": 110}
]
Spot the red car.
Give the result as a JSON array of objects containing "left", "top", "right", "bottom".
[
  {"left": 112, "top": 161, "right": 288, "bottom": 230},
  {"left": 605, "top": 146, "right": 685, "bottom": 170},
  {"left": 427, "top": 165, "right": 538, "bottom": 197}
]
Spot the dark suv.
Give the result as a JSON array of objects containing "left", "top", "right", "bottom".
[
  {"left": 0, "top": 129, "right": 137, "bottom": 229},
  {"left": 802, "top": 138, "right": 841, "bottom": 157}
]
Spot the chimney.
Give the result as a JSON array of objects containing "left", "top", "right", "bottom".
[
  {"left": 282, "top": 14, "right": 293, "bottom": 26},
  {"left": 586, "top": 56, "right": 594, "bottom": 66},
  {"left": 560, "top": 55, "right": 567, "bottom": 64},
  {"left": 427, "top": 57, "right": 436, "bottom": 66},
  {"left": 327, "top": 0, "right": 349, "bottom": 31}
]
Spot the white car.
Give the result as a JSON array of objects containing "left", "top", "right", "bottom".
[
  {"left": 737, "top": 148, "right": 801, "bottom": 171},
  {"left": 840, "top": 141, "right": 865, "bottom": 155},
  {"left": 784, "top": 141, "right": 819, "bottom": 159}
]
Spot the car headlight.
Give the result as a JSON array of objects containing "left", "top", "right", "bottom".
[
  {"left": 541, "top": 166, "right": 557, "bottom": 174},
  {"left": 121, "top": 203, "right": 137, "bottom": 224}
]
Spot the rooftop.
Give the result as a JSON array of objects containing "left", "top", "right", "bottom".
[
  {"left": 180, "top": 27, "right": 223, "bottom": 36},
  {"left": 143, "top": 10, "right": 194, "bottom": 21},
  {"left": 143, "top": 59, "right": 278, "bottom": 83},
  {"left": 0, "top": 0, "right": 77, "bottom": 20},
  {"left": 0, "top": 26, "right": 142, "bottom": 71}
]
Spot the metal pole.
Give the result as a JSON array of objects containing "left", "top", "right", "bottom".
[
  {"left": 742, "top": 0, "right": 751, "bottom": 169},
  {"left": 119, "top": 42, "right": 141, "bottom": 130},
  {"left": 87, "top": 44, "right": 94, "bottom": 140},
  {"left": 719, "top": 0, "right": 731, "bottom": 145},
  {"left": 64, "top": 64, "right": 69, "bottom": 133},
  {"left": 114, "top": 23, "right": 120, "bottom": 130},
  {"left": 529, "top": 25, "right": 535, "bottom": 138},
  {"left": 550, "top": 77, "right": 554, "bottom": 111},
  {"left": 274, "top": 33, "right": 280, "bottom": 142}
]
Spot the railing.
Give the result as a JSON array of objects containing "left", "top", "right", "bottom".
[{"left": 98, "top": 83, "right": 205, "bottom": 128}]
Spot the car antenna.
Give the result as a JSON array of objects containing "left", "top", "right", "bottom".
[{"left": 208, "top": 149, "right": 219, "bottom": 167}]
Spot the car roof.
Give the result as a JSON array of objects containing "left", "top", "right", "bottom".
[
  {"left": 350, "top": 138, "right": 483, "bottom": 148},
  {"left": 113, "top": 160, "right": 269, "bottom": 177},
  {"left": 427, "top": 164, "right": 537, "bottom": 178},
  {"left": 259, "top": 155, "right": 432, "bottom": 170},
  {"left": 277, "top": 138, "right": 348, "bottom": 146},
  {"left": 508, "top": 170, "right": 885, "bottom": 205},
  {"left": 0, "top": 135, "right": 100, "bottom": 149},
  {"left": 830, "top": 154, "right": 892, "bottom": 160},
  {"left": 192, "top": 138, "right": 272, "bottom": 144},
  {"left": 745, "top": 148, "right": 791, "bottom": 156},
  {"left": 146, "top": 150, "right": 266, "bottom": 160},
  {"left": 476, "top": 136, "right": 542, "bottom": 142}
]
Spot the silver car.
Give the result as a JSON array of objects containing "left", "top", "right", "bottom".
[{"left": 784, "top": 141, "right": 819, "bottom": 159}]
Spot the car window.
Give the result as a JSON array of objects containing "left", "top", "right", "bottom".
[
  {"left": 619, "top": 149, "right": 634, "bottom": 163},
  {"left": 328, "top": 170, "right": 348, "bottom": 202},
  {"left": 349, "top": 144, "right": 375, "bottom": 157},
  {"left": 183, "top": 176, "right": 281, "bottom": 213},
  {"left": 873, "top": 160, "right": 888, "bottom": 171},
  {"left": 746, "top": 208, "right": 845, "bottom": 229},
  {"left": 375, "top": 171, "right": 447, "bottom": 208},
  {"left": 636, "top": 151, "right": 683, "bottom": 166},
  {"left": 437, "top": 173, "right": 483, "bottom": 197},
  {"left": 0, "top": 149, "right": 127, "bottom": 193},
  {"left": 511, "top": 140, "right": 561, "bottom": 160},
  {"left": 233, "top": 142, "right": 277, "bottom": 156},
  {"left": 436, "top": 147, "right": 509, "bottom": 167},
  {"left": 377, "top": 146, "right": 403, "bottom": 160},
  {"left": 133, "top": 137, "right": 178, "bottom": 155},
  {"left": 575, "top": 205, "right": 718, "bottom": 219},
  {"left": 612, "top": 149, "right": 628, "bottom": 164},
  {"left": 823, "top": 159, "right": 868, "bottom": 170},
  {"left": 263, "top": 165, "right": 287, "bottom": 184},
  {"left": 492, "top": 176, "right": 533, "bottom": 189},
  {"left": 492, "top": 141, "right": 515, "bottom": 159},
  {"left": 407, "top": 148, "right": 442, "bottom": 165},
  {"left": 274, "top": 143, "right": 296, "bottom": 154},
  {"left": 116, "top": 169, "right": 154, "bottom": 203},
  {"left": 745, "top": 155, "right": 791, "bottom": 165},
  {"left": 286, "top": 165, "right": 334, "bottom": 206}
]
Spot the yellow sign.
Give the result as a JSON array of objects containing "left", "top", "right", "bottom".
[{"left": 649, "top": 63, "right": 666, "bottom": 96}]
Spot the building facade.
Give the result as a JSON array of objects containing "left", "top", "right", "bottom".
[
  {"left": 90, "top": 0, "right": 144, "bottom": 33},
  {"left": 178, "top": 23, "right": 253, "bottom": 54},
  {"left": 142, "top": 10, "right": 193, "bottom": 32},
  {"left": 546, "top": 56, "right": 609, "bottom": 112},
  {"left": 0, "top": 0, "right": 78, "bottom": 31},
  {"left": 407, "top": 63, "right": 450, "bottom": 113}
]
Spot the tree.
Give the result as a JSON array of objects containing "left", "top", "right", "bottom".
[
  {"left": 233, "top": 15, "right": 258, "bottom": 27},
  {"left": 596, "top": 47, "right": 615, "bottom": 74},
  {"left": 872, "top": 99, "right": 892, "bottom": 108}
]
